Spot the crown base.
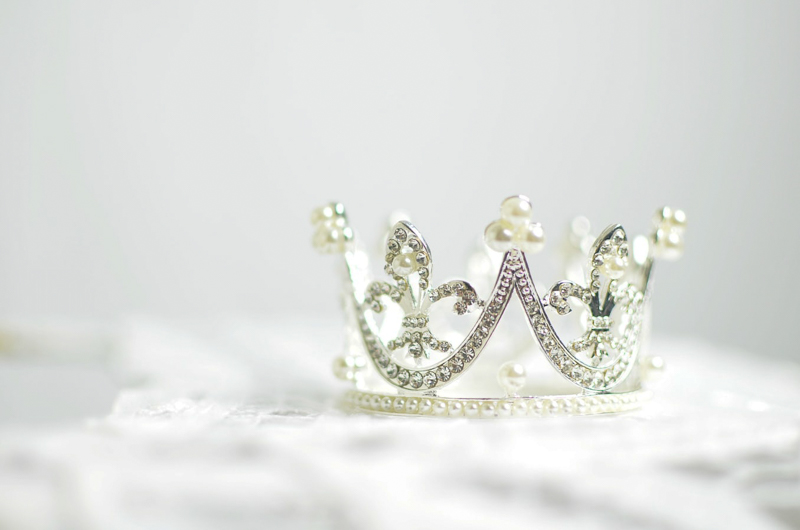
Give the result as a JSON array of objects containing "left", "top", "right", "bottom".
[{"left": 343, "top": 389, "right": 651, "bottom": 418}]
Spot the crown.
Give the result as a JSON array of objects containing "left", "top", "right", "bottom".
[{"left": 312, "top": 196, "right": 686, "bottom": 418}]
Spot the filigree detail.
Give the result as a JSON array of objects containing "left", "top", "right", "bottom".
[
  {"left": 363, "top": 221, "right": 483, "bottom": 360},
  {"left": 545, "top": 225, "right": 633, "bottom": 367}
]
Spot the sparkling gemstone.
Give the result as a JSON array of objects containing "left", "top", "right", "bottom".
[
  {"left": 397, "top": 370, "right": 409, "bottom": 385},
  {"left": 437, "top": 366, "right": 451, "bottom": 382},
  {"left": 394, "top": 228, "right": 407, "bottom": 241},
  {"left": 387, "top": 239, "right": 400, "bottom": 253},
  {"left": 415, "top": 252, "right": 428, "bottom": 266},
  {"left": 409, "top": 372, "right": 423, "bottom": 388},
  {"left": 429, "top": 338, "right": 439, "bottom": 350},
  {"left": 462, "top": 348, "right": 475, "bottom": 362},
  {"left": 592, "top": 254, "right": 605, "bottom": 267},
  {"left": 408, "top": 238, "right": 421, "bottom": 251},
  {"left": 418, "top": 268, "right": 429, "bottom": 278},
  {"left": 419, "top": 279, "right": 429, "bottom": 290},
  {"left": 423, "top": 372, "right": 437, "bottom": 388},
  {"left": 408, "top": 342, "right": 422, "bottom": 357},
  {"left": 449, "top": 357, "right": 464, "bottom": 373},
  {"left": 439, "top": 341, "right": 451, "bottom": 352},
  {"left": 377, "top": 354, "right": 390, "bottom": 368},
  {"left": 386, "top": 364, "right": 398, "bottom": 377}
]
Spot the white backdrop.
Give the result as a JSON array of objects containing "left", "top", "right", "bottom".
[{"left": 0, "top": 1, "right": 798, "bottom": 359}]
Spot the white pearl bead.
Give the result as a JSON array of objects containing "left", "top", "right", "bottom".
[
  {"left": 391, "top": 252, "right": 417, "bottom": 276},
  {"left": 655, "top": 229, "right": 684, "bottom": 261},
  {"left": 480, "top": 402, "right": 496, "bottom": 418},
  {"left": 500, "top": 195, "right": 533, "bottom": 226},
  {"left": 433, "top": 400, "right": 447, "bottom": 415},
  {"left": 497, "top": 362, "right": 526, "bottom": 394},
  {"left": 332, "top": 357, "right": 350, "bottom": 380},
  {"left": 514, "top": 223, "right": 546, "bottom": 254},
  {"left": 484, "top": 220, "right": 515, "bottom": 252},
  {"left": 464, "top": 402, "right": 480, "bottom": 418},
  {"left": 310, "top": 205, "right": 335, "bottom": 224},
  {"left": 602, "top": 255, "right": 627, "bottom": 279}
]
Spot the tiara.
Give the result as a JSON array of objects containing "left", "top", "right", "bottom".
[{"left": 312, "top": 196, "right": 686, "bottom": 418}]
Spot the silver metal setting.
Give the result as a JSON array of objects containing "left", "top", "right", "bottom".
[{"left": 312, "top": 196, "right": 686, "bottom": 417}]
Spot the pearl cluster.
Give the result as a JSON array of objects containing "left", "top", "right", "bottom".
[
  {"left": 344, "top": 389, "right": 651, "bottom": 418},
  {"left": 653, "top": 207, "right": 687, "bottom": 261},
  {"left": 484, "top": 196, "right": 546, "bottom": 254},
  {"left": 311, "top": 203, "right": 353, "bottom": 254}
]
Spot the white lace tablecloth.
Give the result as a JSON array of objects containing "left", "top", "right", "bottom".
[{"left": 0, "top": 318, "right": 798, "bottom": 530}]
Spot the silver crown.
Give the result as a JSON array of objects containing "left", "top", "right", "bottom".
[{"left": 312, "top": 196, "right": 686, "bottom": 418}]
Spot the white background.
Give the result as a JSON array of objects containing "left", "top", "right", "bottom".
[{"left": 0, "top": 1, "right": 798, "bottom": 359}]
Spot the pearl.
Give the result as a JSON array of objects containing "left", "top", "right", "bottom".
[
  {"left": 497, "top": 362, "right": 526, "bottom": 394},
  {"left": 419, "top": 398, "right": 433, "bottom": 414},
  {"left": 484, "top": 220, "right": 515, "bottom": 252},
  {"left": 480, "top": 402, "right": 496, "bottom": 418},
  {"left": 464, "top": 402, "right": 480, "bottom": 418},
  {"left": 310, "top": 205, "right": 335, "bottom": 224},
  {"left": 500, "top": 195, "right": 533, "bottom": 226},
  {"left": 332, "top": 357, "right": 350, "bottom": 380},
  {"left": 391, "top": 252, "right": 417, "bottom": 276},
  {"left": 655, "top": 229, "right": 684, "bottom": 261},
  {"left": 448, "top": 401, "right": 464, "bottom": 417},
  {"left": 433, "top": 400, "right": 447, "bottom": 415},
  {"left": 602, "top": 255, "right": 627, "bottom": 280},
  {"left": 514, "top": 222, "right": 546, "bottom": 254}
]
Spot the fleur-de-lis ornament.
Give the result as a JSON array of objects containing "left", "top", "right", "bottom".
[{"left": 363, "top": 221, "right": 483, "bottom": 361}]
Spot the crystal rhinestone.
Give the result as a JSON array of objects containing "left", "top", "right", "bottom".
[
  {"left": 419, "top": 279, "right": 429, "bottom": 290},
  {"left": 560, "top": 284, "right": 572, "bottom": 297},
  {"left": 462, "top": 348, "right": 475, "bottom": 362},
  {"left": 592, "top": 254, "right": 604, "bottom": 267},
  {"left": 409, "top": 372, "right": 423, "bottom": 388},
  {"left": 429, "top": 290, "right": 440, "bottom": 302},
  {"left": 440, "top": 341, "right": 451, "bottom": 352},
  {"left": 397, "top": 370, "right": 410, "bottom": 385},
  {"left": 377, "top": 354, "right": 390, "bottom": 368},
  {"left": 618, "top": 243, "right": 629, "bottom": 257},
  {"left": 453, "top": 302, "right": 467, "bottom": 315},
  {"left": 397, "top": 279, "right": 408, "bottom": 290},
  {"left": 581, "top": 291, "right": 593, "bottom": 304},
  {"left": 408, "top": 238, "right": 420, "bottom": 251},
  {"left": 441, "top": 284, "right": 452, "bottom": 296},
  {"left": 599, "top": 241, "right": 611, "bottom": 254},
  {"left": 387, "top": 239, "right": 400, "bottom": 253},
  {"left": 571, "top": 366, "right": 584, "bottom": 380},
  {"left": 429, "top": 338, "right": 439, "bottom": 350},
  {"left": 384, "top": 264, "right": 393, "bottom": 276},
  {"left": 423, "top": 372, "right": 437, "bottom": 388},
  {"left": 591, "top": 281, "right": 601, "bottom": 292},
  {"left": 612, "top": 229, "right": 625, "bottom": 244},
  {"left": 418, "top": 267, "right": 429, "bottom": 278},
  {"left": 408, "top": 342, "right": 422, "bottom": 357},
  {"left": 449, "top": 357, "right": 464, "bottom": 373},
  {"left": 415, "top": 252, "right": 428, "bottom": 266},
  {"left": 386, "top": 364, "right": 398, "bottom": 377},
  {"left": 527, "top": 304, "right": 539, "bottom": 315},
  {"left": 394, "top": 227, "right": 407, "bottom": 241},
  {"left": 421, "top": 330, "right": 432, "bottom": 342},
  {"left": 437, "top": 366, "right": 451, "bottom": 382},
  {"left": 390, "top": 290, "right": 402, "bottom": 302}
]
